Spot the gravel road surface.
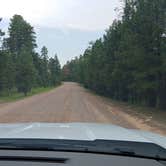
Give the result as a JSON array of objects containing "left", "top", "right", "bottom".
[{"left": 0, "top": 82, "right": 165, "bottom": 135}]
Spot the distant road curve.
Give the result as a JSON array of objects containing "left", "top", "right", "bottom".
[{"left": 0, "top": 82, "right": 165, "bottom": 135}]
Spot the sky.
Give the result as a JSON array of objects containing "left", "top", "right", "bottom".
[{"left": 0, "top": 0, "right": 121, "bottom": 65}]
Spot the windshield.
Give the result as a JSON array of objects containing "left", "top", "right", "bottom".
[{"left": 0, "top": 0, "right": 165, "bottom": 154}]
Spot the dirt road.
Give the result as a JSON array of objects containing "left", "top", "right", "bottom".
[{"left": 0, "top": 82, "right": 165, "bottom": 135}]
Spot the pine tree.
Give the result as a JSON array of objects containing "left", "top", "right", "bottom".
[
  {"left": 40, "top": 46, "right": 50, "bottom": 87},
  {"left": 16, "top": 47, "right": 36, "bottom": 96},
  {"left": 7, "top": 15, "right": 36, "bottom": 56},
  {"left": 49, "top": 54, "right": 61, "bottom": 86},
  {"left": 6, "top": 15, "right": 37, "bottom": 93}
]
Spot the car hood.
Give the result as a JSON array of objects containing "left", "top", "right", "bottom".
[{"left": 0, "top": 123, "right": 165, "bottom": 149}]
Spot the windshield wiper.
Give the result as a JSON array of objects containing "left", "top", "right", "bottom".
[
  {"left": 0, "top": 156, "right": 69, "bottom": 163},
  {"left": 0, "top": 139, "right": 165, "bottom": 161}
]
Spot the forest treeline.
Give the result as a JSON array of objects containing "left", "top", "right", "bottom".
[
  {"left": 0, "top": 15, "right": 61, "bottom": 96},
  {"left": 62, "top": 0, "right": 166, "bottom": 109}
]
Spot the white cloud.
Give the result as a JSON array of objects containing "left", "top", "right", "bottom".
[
  {"left": 0, "top": 0, "right": 58, "bottom": 26},
  {"left": 1, "top": 0, "right": 121, "bottom": 31}
]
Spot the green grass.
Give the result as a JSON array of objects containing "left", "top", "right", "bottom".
[{"left": 0, "top": 87, "right": 56, "bottom": 103}]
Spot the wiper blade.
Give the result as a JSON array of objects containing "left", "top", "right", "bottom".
[
  {"left": 0, "top": 139, "right": 165, "bottom": 160},
  {"left": 0, "top": 156, "right": 69, "bottom": 163},
  {"left": 113, "top": 147, "right": 135, "bottom": 155}
]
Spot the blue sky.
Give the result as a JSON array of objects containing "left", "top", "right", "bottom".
[{"left": 0, "top": 0, "right": 122, "bottom": 65}]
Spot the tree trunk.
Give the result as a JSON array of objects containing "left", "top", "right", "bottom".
[
  {"left": 157, "top": 77, "right": 166, "bottom": 109},
  {"left": 147, "top": 90, "right": 157, "bottom": 107}
]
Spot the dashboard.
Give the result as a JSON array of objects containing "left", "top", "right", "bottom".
[{"left": 0, "top": 150, "right": 164, "bottom": 166}]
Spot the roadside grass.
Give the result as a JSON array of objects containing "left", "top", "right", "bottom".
[{"left": 0, "top": 86, "right": 58, "bottom": 103}]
